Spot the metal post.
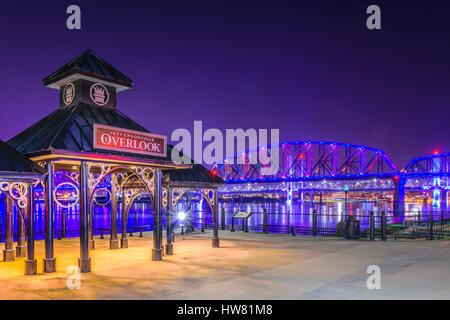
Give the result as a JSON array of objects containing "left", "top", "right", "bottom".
[
  {"left": 263, "top": 208, "right": 268, "bottom": 234},
  {"left": 152, "top": 168, "right": 163, "bottom": 261},
  {"left": 244, "top": 217, "right": 249, "bottom": 233},
  {"left": 78, "top": 161, "right": 91, "bottom": 272},
  {"left": 286, "top": 206, "right": 290, "bottom": 234},
  {"left": 88, "top": 200, "right": 94, "bottom": 250},
  {"left": 381, "top": 211, "right": 387, "bottom": 241},
  {"left": 121, "top": 189, "right": 128, "bottom": 248},
  {"left": 441, "top": 210, "right": 444, "bottom": 239},
  {"left": 165, "top": 187, "right": 173, "bottom": 255},
  {"left": 231, "top": 216, "right": 235, "bottom": 232},
  {"left": 3, "top": 196, "right": 15, "bottom": 261},
  {"left": 109, "top": 174, "right": 119, "bottom": 249},
  {"left": 221, "top": 207, "right": 225, "bottom": 230},
  {"left": 62, "top": 208, "right": 67, "bottom": 239},
  {"left": 25, "top": 183, "right": 37, "bottom": 275},
  {"left": 201, "top": 213, "right": 205, "bottom": 232},
  {"left": 312, "top": 209, "right": 317, "bottom": 236},
  {"left": 428, "top": 211, "right": 434, "bottom": 241},
  {"left": 345, "top": 191, "right": 348, "bottom": 217},
  {"left": 212, "top": 189, "right": 220, "bottom": 248},
  {"left": 369, "top": 211, "right": 375, "bottom": 241},
  {"left": 16, "top": 204, "right": 26, "bottom": 257},
  {"left": 43, "top": 161, "right": 56, "bottom": 272},
  {"left": 187, "top": 191, "right": 193, "bottom": 232}
]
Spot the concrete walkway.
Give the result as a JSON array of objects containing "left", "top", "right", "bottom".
[{"left": 0, "top": 231, "right": 449, "bottom": 299}]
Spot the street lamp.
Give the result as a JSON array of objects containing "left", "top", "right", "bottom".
[
  {"left": 177, "top": 211, "right": 186, "bottom": 235},
  {"left": 344, "top": 185, "right": 349, "bottom": 216}
]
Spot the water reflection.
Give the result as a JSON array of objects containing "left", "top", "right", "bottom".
[{"left": 0, "top": 198, "right": 448, "bottom": 240}]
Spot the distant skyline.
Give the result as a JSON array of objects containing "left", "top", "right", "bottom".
[{"left": 0, "top": 0, "right": 448, "bottom": 168}]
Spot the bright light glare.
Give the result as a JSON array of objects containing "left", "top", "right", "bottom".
[{"left": 177, "top": 211, "right": 186, "bottom": 220}]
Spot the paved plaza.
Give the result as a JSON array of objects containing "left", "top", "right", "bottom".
[{"left": 1, "top": 231, "right": 449, "bottom": 299}]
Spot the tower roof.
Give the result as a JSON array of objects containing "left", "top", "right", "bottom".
[{"left": 43, "top": 49, "right": 133, "bottom": 92}]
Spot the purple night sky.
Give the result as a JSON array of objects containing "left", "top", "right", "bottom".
[{"left": 0, "top": 0, "right": 448, "bottom": 168}]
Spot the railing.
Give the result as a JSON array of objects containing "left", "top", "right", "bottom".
[
  {"left": 189, "top": 208, "right": 450, "bottom": 241},
  {"left": 0, "top": 206, "right": 449, "bottom": 242}
]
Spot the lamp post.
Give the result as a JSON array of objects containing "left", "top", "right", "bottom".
[{"left": 344, "top": 185, "right": 349, "bottom": 217}]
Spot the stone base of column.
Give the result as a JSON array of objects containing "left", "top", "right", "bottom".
[
  {"left": 88, "top": 240, "right": 95, "bottom": 250},
  {"left": 212, "top": 238, "right": 220, "bottom": 248},
  {"left": 24, "top": 259, "right": 37, "bottom": 275},
  {"left": 164, "top": 243, "right": 173, "bottom": 255},
  {"left": 43, "top": 258, "right": 56, "bottom": 273},
  {"left": 3, "top": 249, "right": 15, "bottom": 262},
  {"left": 121, "top": 238, "right": 128, "bottom": 248},
  {"left": 152, "top": 248, "right": 162, "bottom": 261},
  {"left": 16, "top": 245, "right": 27, "bottom": 258},
  {"left": 109, "top": 239, "right": 120, "bottom": 249},
  {"left": 78, "top": 257, "right": 91, "bottom": 273}
]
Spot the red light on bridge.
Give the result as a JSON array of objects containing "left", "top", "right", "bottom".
[
  {"left": 433, "top": 149, "right": 440, "bottom": 155},
  {"left": 211, "top": 169, "right": 217, "bottom": 176},
  {"left": 299, "top": 154, "right": 305, "bottom": 159},
  {"left": 393, "top": 175, "right": 400, "bottom": 182}
]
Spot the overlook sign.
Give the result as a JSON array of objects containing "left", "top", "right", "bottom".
[{"left": 93, "top": 124, "right": 167, "bottom": 157}]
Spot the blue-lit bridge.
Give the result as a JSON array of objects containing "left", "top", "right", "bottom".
[{"left": 214, "top": 141, "right": 449, "bottom": 208}]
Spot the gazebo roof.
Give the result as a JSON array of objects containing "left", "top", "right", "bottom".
[
  {"left": 8, "top": 103, "right": 173, "bottom": 162},
  {"left": 0, "top": 139, "right": 45, "bottom": 176},
  {"left": 7, "top": 103, "right": 224, "bottom": 185},
  {"left": 164, "top": 164, "right": 224, "bottom": 187}
]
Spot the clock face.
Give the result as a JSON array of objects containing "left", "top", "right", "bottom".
[
  {"left": 63, "top": 83, "right": 75, "bottom": 105},
  {"left": 90, "top": 83, "right": 109, "bottom": 106}
]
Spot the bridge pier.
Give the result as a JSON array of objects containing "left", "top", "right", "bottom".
[
  {"left": 393, "top": 176, "right": 406, "bottom": 216},
  {"left": 298, "top": 191, "right": 304, "bottom": 203},
  {"left": 441, "top": 189, "right": 448, "bottom": 207},
  {"left": 286, "top": 182, "right": 293, "bottom": 206}
]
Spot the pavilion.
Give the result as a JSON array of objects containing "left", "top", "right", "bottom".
[
  {"left": 6, "top": 49, "right": 223, "bottom": 274},
  {"left": 0, "top": 139, "right": 45, "bottom": 274}
]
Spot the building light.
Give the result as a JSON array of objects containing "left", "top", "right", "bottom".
[{"left": 177, "top": 211, "right": 186, "bottom": 221}]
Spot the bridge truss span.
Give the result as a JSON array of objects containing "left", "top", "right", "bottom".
[{"left": 215, "top": 141, "right": 398, "bottom": 183}]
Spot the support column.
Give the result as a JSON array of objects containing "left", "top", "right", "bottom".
[
  {"left": 165, "top": 187, "right": 173, "bottom": 255},
  {"left": 120, "top": 189, "right": 128, "bottom": 248},
  {"left": 286, "top": 182, "right": 293, "bottom": 206},
  {"left": 212, "top": 189, "right": 220, "bottom": 248},
  {"left": 309, "top": 192, "right": 314, "bottom": 209},
  {"left": 152, "top": 168, "right": 163, "bottom": 261},
  {"left": 78, "top": 161, "right": 91, "bottom": 272},
  {"left": 441, "top": 189, "right": 448, "bottom": 207},
  {"left": 187, "top": 191, "right": 192, "bottom": 232},
  {"left": 16, "top": 205, "right": 26, "bottom": 257},
  {"left": 393, "top": 176, "right": 406, "bottom": 216},
  {"left": 25, "top": 183, "right": 37, "bottom": 275},
  {"left": 109, "top": 174, "right": 119, "bottom": 249},
  {"left": 43, "top": 161, "right": 56, "bottom": 273},
  {"left": 3, "top": 196, "right": 15, "bottom": 262},
  {"left": 88, "top": 200, "right": 94, "bottom": 250}
]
